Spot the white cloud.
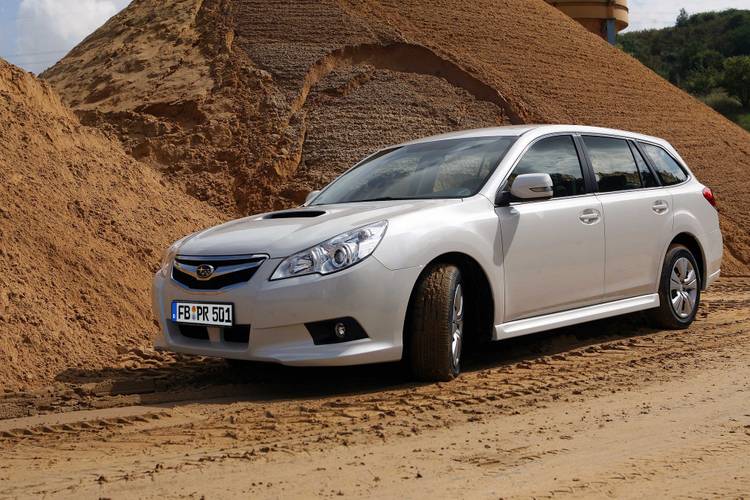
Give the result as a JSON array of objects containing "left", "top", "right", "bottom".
[
  {"left": 16, "top": 0, "right": 130, "bottom": 73},
  {"left": 626, "top": 0, "right": 750, "bottom": 32}
]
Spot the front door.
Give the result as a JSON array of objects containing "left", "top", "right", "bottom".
[{"left": 498, "top": 135, "right": 605, "bottom": 322}]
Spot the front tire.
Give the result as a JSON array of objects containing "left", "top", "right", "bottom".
[
  {"left": 649, "top": 244, "right": 701, "bottom": 329},
  {"left": 409, "top": 264, "right": 464, "bottom": 381}
]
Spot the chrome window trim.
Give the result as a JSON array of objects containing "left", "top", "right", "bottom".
[
  {"left": 592, "top": 185, "right": 668, "bottom": 198},
  {"left": 505, "top": 192, "right": 598, "bottom": 207}
]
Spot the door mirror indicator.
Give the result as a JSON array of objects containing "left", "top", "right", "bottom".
[{"left": 509, "top": 173, "right": 554, "bottom": 200}]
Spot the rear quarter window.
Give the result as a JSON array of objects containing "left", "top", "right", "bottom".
[{"left": 640, "top": 143, "right": 688, "bottom": 186}]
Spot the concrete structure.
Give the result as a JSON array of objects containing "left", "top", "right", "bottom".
[{"left": 546, "top": 0, "right": 629, "bottom": 44}]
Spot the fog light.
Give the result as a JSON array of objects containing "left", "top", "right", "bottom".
[
  {"left": 305, "top": 318, "right": 367, "bottom": 345},
  {"left": 334, "top": 322, "right": 346, "bottom": 338}
]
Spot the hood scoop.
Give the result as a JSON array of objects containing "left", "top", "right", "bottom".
[{"left": 263, "top": 210, "right": 326, "bottom": 219}]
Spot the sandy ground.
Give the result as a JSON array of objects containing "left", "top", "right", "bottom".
[{"left": 1, "top": 278, "right": 748, "bottom": 498}]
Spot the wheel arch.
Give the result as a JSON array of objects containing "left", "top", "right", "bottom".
[
  {"left": 668, "top": 232, "right": 706, "bottom": 289},
  {"left": 402, "top": 252, "right": 496, "bottom": 359}
]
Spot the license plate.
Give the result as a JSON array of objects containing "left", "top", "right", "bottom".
[{"left": 171, "top": 301, "right": 233, "bottom": 327}]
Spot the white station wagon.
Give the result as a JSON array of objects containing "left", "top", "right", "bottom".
[{"left": 152, "top": 125, "right": 722, "bottom": 381}]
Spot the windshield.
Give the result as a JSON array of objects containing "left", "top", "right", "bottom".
[{"left": 310, "top": 136, "right": 517, "bottom": 205}]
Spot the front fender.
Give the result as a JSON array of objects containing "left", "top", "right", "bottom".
[{"left": 374, "top": 196, "right": 503, "bottom": 322}]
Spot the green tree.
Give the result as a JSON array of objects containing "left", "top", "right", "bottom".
[
  {"left": 723, "top": 56, "right": 750, "bottom": 107},
  {"left": 676, "top": 8, "right": 689, "bottom": 27},
  {"left": 685, "top": 70, "right": 718, "bottom": 95}
]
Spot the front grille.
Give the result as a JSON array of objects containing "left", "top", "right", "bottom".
[
  {"left": 173, "top": 267, "right": 258, "bottom": 289},
  {"left": 176, "top": 324, "right": 251, "bottom": 345},
  {"left": 172, "top": 254, "right": 266, "bottom": 290},
  {"left": 179, "top": 324, "right": 209, "bottom": 340}
]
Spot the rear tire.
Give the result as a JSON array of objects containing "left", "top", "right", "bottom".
[
  {"left": 649, "top": 244, "right": 701, "bottom": 329},
  {"left": 409, "top": 264, "right": 464, "bottom": 381}
]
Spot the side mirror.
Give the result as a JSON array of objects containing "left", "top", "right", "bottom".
[
  {"left": 495, "top": 173, "right": 554, "bottom": 207},
  {"left": 509, "top": 173, "right": 554, "bottom": 200},
  {"left": 304, "top": 190, "right": 321, "bottom": 205}
]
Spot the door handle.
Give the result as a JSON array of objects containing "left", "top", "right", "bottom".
[
  {"left": 652, "top": 200, "right": 669, "bottom": 214},
  {"left": 579, "top": 208, "right": 601, "bottom": 225}
]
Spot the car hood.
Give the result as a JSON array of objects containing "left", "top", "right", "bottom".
[{"left": 177, "top": 199, "right": 462, "bottom": 258}]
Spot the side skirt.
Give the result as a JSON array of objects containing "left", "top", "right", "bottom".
[{"left": 494, "top": 294, "right": 660, "bottom": 341}]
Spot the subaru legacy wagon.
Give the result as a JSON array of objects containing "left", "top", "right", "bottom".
[{"left": 152, "top": 125, "right": 722, "bottom": 381}]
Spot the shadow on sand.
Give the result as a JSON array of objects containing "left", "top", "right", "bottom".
[{"left": 51, "top": 311, "right": 662, "bottom": 406}]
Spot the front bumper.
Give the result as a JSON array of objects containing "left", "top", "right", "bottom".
[{"left": 151, "top": 256, "right": 421, "bottom": 366}]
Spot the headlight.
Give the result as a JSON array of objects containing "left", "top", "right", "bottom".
[
  {"left": 271, "top": 221, "right": 388, "bottom": 280},
  {"left": 159, "top": 236, "right": 189, "bottom": 274}
]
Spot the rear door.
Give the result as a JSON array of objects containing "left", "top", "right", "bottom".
[
  {"left": 581, "top": 135, "right": 673, "bottom": 301},
  {"left": 498, "top": 134, "right": 605, "bottom": 321}
]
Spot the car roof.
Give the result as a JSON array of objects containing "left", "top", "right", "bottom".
[{"left": 396, "top": 124, "right": 668, "bottom": 147}]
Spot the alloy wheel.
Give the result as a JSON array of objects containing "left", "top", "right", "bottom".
[
  {"left": 669, "top": 257, "right": 698, "bottom": 319},
  {"left": 451, "top": 283, "right": 464, "bottom": 369}
]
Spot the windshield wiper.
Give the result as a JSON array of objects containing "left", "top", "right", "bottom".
[
  {"left": 312, "top": 196, "right": 432, "bottom": 205},
  {"left": 350, "top": 197, "right": 400, "bottom": 202}
]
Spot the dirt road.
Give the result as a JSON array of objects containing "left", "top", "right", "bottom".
[{"left": 1, "top": 279, "right": 749, "bottom": 498}]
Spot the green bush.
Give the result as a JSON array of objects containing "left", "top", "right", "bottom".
[
  {"left": 723, "top": 56, "right": 750, "bottom": 107},
  {"left": 685, "top": 70, "right": 719, "bottom": 95},
  {"left": 736, "top": 113, "right": 750, "bottom": 132},
  {"left": 702, "top": 90, "right": 742, "bottom": 116},
  {"left": 700, "top": 91, "right": 750, "bottom": 131}
]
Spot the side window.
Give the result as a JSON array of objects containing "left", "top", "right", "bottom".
[
  {"left": 630, "top": 143, "right": 659, "bottom": 187},
  {"left": 509, "top": 135, "right": 585, "bottom": 198},
  {"left": 582, "top": 136, "right": 642, "bottom": 192},
  {"left": 640, "top": 143, "right": 688, "bottom": 186}
]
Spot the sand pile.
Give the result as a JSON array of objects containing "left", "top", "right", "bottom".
[
  {"left": 0, "top": 59, "right": 219, "bottom": 391},
  {"left": 5, "top": 0, "right": 748, "bottom": 390},
  {"left": 42, "top": 0, "right": 750, "bottom": 275}
]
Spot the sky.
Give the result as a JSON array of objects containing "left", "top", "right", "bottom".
[
  {"left": 0, "top": 0, "right": 130, "bottom": 74},
  {"left": 0, "top": 0, "right": 749, "bottom": 74},
  {"left": 625, "top": 0, "right": 750, "bottom": 31}
]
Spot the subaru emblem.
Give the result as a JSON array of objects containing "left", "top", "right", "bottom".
[{"left": 196, "top": 264, "right": 215, "bottom": 280}]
